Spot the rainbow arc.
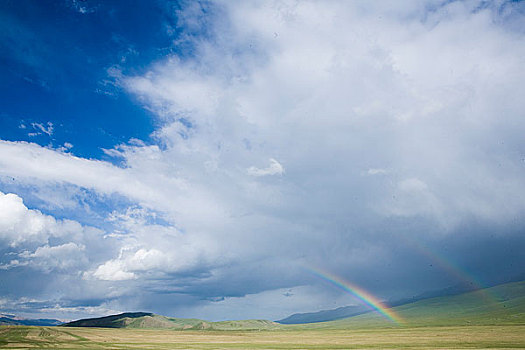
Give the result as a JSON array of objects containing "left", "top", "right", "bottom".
[{"left": 309, "top": 268, "right": 404, "bottom": 325}]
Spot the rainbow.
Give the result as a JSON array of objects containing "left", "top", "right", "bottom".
[{"left": 309, "top": 268, "right": 404, "bottom": 325}]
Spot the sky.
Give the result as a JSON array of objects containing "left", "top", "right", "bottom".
[{"left": 0, "top": 0, "right": 524, "bottom": 322}]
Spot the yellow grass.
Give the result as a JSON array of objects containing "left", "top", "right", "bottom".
[{"left": 1, "top": 325, "right": 524, "bottom": 349}]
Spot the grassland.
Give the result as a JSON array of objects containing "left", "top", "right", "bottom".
[{"left": 1, "top": 324, "right": 524, "bottom": 349}]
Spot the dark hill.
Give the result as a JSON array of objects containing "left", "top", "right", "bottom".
[{"left": 64, "top": 312, "right": 153, "bottom": 328}]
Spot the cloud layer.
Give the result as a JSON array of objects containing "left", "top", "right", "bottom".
[{"left": 1, "top": 0, "right": 525, "bottom": 321}]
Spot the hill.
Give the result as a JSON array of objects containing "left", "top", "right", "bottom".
[
  {"left": 64, "top": 312, "right": 154, "bottom": 328},
  {"left": 277, "top": 281, "right": 482, "bottom": 324},
  {"left": 64, "top": 312, "right": 279, "bottom": 330},
  {"left": 299, "top": 280, "right": 525, "bottom": 329}
]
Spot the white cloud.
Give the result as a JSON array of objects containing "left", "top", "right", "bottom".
[
  {"left": 0, "top": 140, "right": 228, "bottom": 226},
  {"left": 0, "top": 191, "right": 62, "bottom": 246},
  {"left": 68, "top": 0, "right": 96, "bottom": 15},
  {"left": 0, "top": 191, "right": 107, "bottom": 277},
  {"left": 92, "top": 259, "right": 136, "bottom": 281},
  {"left": 32, "top": 122, "right": 53, "bottom": 136},
  {"left": 19, "top": 243, "right": 87, "bottom": 272},
  {"left": 367, "top": 168, "right": 387, "bottom": 176},
  {"left": 0, "top": 141, "right": 159, "bottom": 203},
  {"left": 91, "top": 247, "right": 180, "bottom": 281},
  {"left": 247, "top": 158, "right": 284, "bottom": 176}
]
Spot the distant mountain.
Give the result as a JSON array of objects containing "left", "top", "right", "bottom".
[
  {"left": 64, "top": 312, "right": 279, "bottom": 330},
  {"left": 0, "top": 317, "right": 20, "bottom": 326},
  {"left": 0, "top": 315, "right": 62, "bottom": 326},
  {"left": 277, "top": 305, "right": 372, "bottom": 324}
]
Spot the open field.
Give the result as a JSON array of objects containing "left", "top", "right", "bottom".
[{"left": 1, "top": 325, "right": 524, "bottom": 349}]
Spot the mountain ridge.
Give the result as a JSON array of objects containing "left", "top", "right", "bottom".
[{"left": 0, "top": 315, "right": 63, "bottom": 326}]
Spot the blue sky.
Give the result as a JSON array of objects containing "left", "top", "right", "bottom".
[
  {"left": 0, "top": 0, "right": 186, "bottom": 159},
  {"left": 1, "top": 0, "right": 525, "bottom": 322}
]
